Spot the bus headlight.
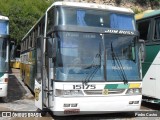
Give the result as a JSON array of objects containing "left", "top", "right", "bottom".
[
  {"left": 126, "top": 88, "right": 142, "bottom": 95},
  {"left": 56, "top": 89, "right": 84, "bottom": 96}
]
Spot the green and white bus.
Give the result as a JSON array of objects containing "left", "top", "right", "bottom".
[
  {"left": 20, "top": 1, "right": 144, "bottom": 116},
  {"left": 136, "top": 10, "right": 160, "bottom": 103},
  {"left": 0, "top": 15, "right": 10, "bottom": 102}
]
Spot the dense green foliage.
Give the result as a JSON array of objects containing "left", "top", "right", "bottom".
[{"left": 0, "top": 0, "right": 54, "bottom": 44}]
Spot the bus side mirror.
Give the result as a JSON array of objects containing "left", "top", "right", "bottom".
[
  {"left": 47, "top": 38, "right": 57, "bottom": 58},
  {"left": 139, "top": 39, "right": 145, "bottom": 63}
]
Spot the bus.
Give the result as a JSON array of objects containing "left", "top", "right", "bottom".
[
  {"left": 136, "top": 10, "right": 160, "bottom": 104},
  {"left": 20, "top": 1, "right": 145, "bottom": 115},
  {"left": 0, "top": 15, "right": 10, "bottom": 102},
  {"left": 10, "top": 41, "right": 20, "bottom": 69}
]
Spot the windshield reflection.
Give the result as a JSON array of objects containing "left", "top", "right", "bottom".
[
  {"left": 55, "top": 32, "right": 104, "bottom": 81},
  {"left": 104, "top": 34, "right": 140, "bottom": 81},
  {"left": 54, "top": 32, "right": 140, "bottom": 81}
]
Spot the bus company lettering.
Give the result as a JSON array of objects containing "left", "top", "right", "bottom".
[
  {"left": 112, "top": 66, "right": 132, "bottom": 70},
  {"left": 119, "top": 30, "right": 134, "bottom": 35},
  {"left": 105, "top": 30, "right": 134, "bottom": 35},
  {"left": 105, "top": 30, "right": 118, "bottom": 34}
]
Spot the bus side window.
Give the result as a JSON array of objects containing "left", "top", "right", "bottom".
[
  {"left": 36, "top": 37, "right": 43, "bottom": 83},
  {"left": 47, "top": 37, "right": 56, "bottom": 58},
  {"left": 154, "top": 18, "right": 160, "bottom": 40},
  {"left": 137, "top": 20, "right": 151, "bottom": 41}
]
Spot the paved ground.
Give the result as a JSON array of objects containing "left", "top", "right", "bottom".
[
  {"left": 0, "top": 69, "right": 52, "bottom": 120},
  {"left": 0, "top": 69, "right": 35, "bottom": 110}
]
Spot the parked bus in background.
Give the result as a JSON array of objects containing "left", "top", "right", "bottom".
[
  {"left": 136, "top": 10, "right": 160, "bottom": 104},
  {"left": 10, "top": 41, "right": 20, "bottom": 69},
  {"left": 20, "top": 2, "right": 145, "bottom": 116},
  {"left": 0, "top": 15, "right": 10, "bottom": 102}
]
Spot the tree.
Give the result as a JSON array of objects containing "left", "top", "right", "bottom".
[{"left": 0, "top": 0, "right": 54, "bottom": 44}]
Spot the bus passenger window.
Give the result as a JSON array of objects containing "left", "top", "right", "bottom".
[
  {"left": 154, "top": 18, "right": 160, "bottom": 40},
  {"left": 137, "top": 20, "right": 150, "bottom": 41},
  {"left": 77, "top": 10, "right": 86, "bottom": 26}
]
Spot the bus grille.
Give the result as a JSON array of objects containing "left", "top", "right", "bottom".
[{"left": 83, "top": 89, "right": 125, "bottom": 95}]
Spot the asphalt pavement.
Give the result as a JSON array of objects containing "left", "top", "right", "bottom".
[{"left": 0, "top": 69, "right": 53, "bottom": 120}]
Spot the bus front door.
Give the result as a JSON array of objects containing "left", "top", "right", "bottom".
[{"left": 35, "top": 36, "right": 44, "bottom": 110}]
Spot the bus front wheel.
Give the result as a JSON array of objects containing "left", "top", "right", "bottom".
[
  {"left": 36, "top": 108, "right": 48, "bottom": 116},
  {"left": 1, "top": 97, "right": 9, "bottom": 103}
]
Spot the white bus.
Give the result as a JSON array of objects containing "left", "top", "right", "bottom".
[
  {"left": 0, "top": 15, "right": 10, "bottom": 102},
  {"left": 136, "top": 10, "right": 160, "bottom": 104},
  {"left": 20, "top": 2, "right": 145, "bottom": 116}
]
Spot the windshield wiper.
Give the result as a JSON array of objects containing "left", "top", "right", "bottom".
[
  {"left": 111, "top": 42, "right": 128, "bottom": 84},
  {"left": 83, "top": 53, "right": 101, "bottom": 85}
]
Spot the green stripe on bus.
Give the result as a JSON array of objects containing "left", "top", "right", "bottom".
[
  {"left": 117, "top": 84, "right": 129, "bottom": 89},
  {"left": 143, "top": 10, "right": 160, "bottom": 18},
  {"left": 142, "top": 45, "right": 160, "bottom": 77},
  {"left": 104, "top": 84, "right": 129, "bottom": 89}
]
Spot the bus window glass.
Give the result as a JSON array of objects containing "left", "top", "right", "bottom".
[
  {"left": 47, "top": 8, "right": 55, "bottom": 31},
  {"left": 0, "top": 38, "right": 7, "bottom": 72},
  {"left": 137, "top": 20, "right": 150, "bottom": 41},
  {"left": 154, "top": 18, "right": 160, "bottom": 40},
  {"left": 0, "top": 20, "right": 8, "bottom": 35},
  {"left": 104, "top": 34, "right": 140, "bottom": 81},
  {"left": 77, "top": 10, "right": 87, "bottom": 26},
  {"left": 54, "top": 32, "right": 140, "bottom": 82},
  {"left": 58, "top": 7, "right": 135, "bottom": 30},
  {"left": 110, "top": 13, "right": 135, "bottom": 30},
  {"left": 55, "top": 32, "right": 104, "bottom": 81}
]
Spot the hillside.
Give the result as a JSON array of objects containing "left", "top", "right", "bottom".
[{"left": 66, "top": 0, "right": 160, "bottom": 13}]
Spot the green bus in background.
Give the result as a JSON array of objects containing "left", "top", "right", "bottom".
[{"left": 136, "top": 10, "right": 160, "bottom": 103}]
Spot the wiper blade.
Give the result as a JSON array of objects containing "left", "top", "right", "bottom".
[
  {"left": 83, "top": 65, "right": 100, "bottom": 85},
  {"left": 111, "top": 42, "right": 128, "bottom": 84},
  {"left": 84, "top": 64, "right": 99, "bottom": 69},
  {"left": 83, "top": 53, "right": 101, "bottom": 84}
]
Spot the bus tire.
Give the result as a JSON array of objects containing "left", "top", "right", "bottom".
[
  {"left": 1, "top": 97, "right": 9, "bottom": 103},
  {"left": 36, "top": 108, "right": 48, "bottom": 116}
]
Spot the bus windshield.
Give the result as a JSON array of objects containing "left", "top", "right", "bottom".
[
  {"left": 0, "top": 38, "right": 8, "bottom": 72},
  {"left": 104, "top": 34, "right": 140, "bottom": 81},
  {"left": 57, "top": 7, "right": 135, "bottom": 30},
  {"left": 55, "top": 32, "right": 140, "bottom": 81}
]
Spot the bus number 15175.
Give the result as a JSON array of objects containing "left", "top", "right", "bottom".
[{"left": 73, "top": 85, "right": 96, "bottom": 89}]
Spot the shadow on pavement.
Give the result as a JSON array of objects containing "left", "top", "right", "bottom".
[
  {"left": 141, "top": 101, "right": 160, "bottom": 110},
  {"left": 0, "top": 74, "right": 27, "bottom": 102}
]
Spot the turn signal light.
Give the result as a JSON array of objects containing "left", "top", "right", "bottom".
[{"left": 4, "top": 78, "right": 9, "bottom": 82}]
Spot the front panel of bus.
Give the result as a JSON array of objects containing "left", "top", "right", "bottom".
[{"left": 43, "top": 6, "right": 142, "bottom": 115}]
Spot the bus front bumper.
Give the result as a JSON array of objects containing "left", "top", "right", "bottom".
[
  {"left": 0, "top": 83, "right": 8, "bottom": 97},
  {"left": 52, "top": 95, "right": 142, "bottom": 116}
]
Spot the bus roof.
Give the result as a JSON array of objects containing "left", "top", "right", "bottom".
[
  {"left": 135, "top": 9, "right": 160, "bottom": 20},
  {"left": 0, "top": 15, "right": 9, "bottom": 21},
  {"left": 47, "top": 1, "right": 134, "bottom": 14}
]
